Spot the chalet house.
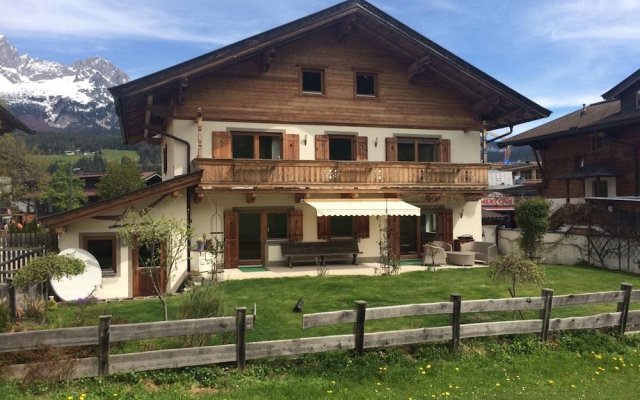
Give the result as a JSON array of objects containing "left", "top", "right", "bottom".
[
  {"left": 503, "top": 67, "right": 640, "bottom": 209},
  {"left": 39, "top": 0, "right": 547, "bottom": 299}
]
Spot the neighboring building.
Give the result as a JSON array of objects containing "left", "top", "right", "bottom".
[
  {"left": 79, "top": 171, "right": 162, "bottom": 202},
  {"left": 39, "top": 0, "right": 547, "bottom": 299},
  {"left": 0, "top": 104, "right": 35, "bottom": 135},
  {"left": 503, "top": 67, "right": 640, "bottom": 209}
]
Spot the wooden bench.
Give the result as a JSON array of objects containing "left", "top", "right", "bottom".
[{"left": 280, "top": 240, "right": 362, "bottom": 268}]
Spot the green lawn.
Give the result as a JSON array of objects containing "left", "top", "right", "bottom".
[
  {"left": 2, "top": 264, "right": 640, "bottom": 399},
  {"left": 34, "top": 149, "right": 139, "bottom": 166}
]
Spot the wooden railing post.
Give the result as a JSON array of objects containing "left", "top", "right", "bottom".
[
  {"left": 539, "top": 288, "right": 554, "bottom": 342},
  {"left": 354, "top": 300, "right": 367, "bottom": 357},
  {"left": 236, "top": 307, "right": 247, "bottom": 371},
  {"left": 7, "top": 278, "right": 16, "bottom": 322},
  {"left": 450, "top": 294, "right": 461, "bottom": 353},
  {"left": 617, "top": 283, "right": 633, "bottom": 335},
  {"left": 98, "top": 315, "right": 111, "bottom": 377}
]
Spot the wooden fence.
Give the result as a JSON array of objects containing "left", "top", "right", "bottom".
[
  {"left": 0, "top": 246, "right": 45, "bottom": 284},
  {"left": 0, "top": 232, "right": 58, "bottom": 251},
  {"left": 1, "top": 284, "right": 639, "bottom": 380}
]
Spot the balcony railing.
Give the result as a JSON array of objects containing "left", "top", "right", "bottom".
[{"left": 193, "top": 158, "right": 488, "bottom": 192}]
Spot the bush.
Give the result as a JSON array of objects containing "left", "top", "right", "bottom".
[
  {"left": 180, "top": 284, "right": 229, "bottom": 346},
  {"left": 515, "top": 198, "right": 550, "bottom": 260},
  {"left": 12, "top": 254, "right": 85, "bottom": 288},
  {"left": 488, "top": 252, "right": 545, "bottom": 298}
]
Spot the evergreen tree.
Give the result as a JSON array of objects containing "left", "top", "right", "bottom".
[
  {"left": 96, "top": 156, "right": 145, "bottom": 200},
  {"left": 0, "top": 134, "right": 49, "bottom": 211},
  {"left": 44, "top": 162, "right": 86, "bottom": 212}
]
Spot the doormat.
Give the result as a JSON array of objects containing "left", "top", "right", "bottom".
[
  {"left": 239, "top": 266, "right": 269, "bottom": 272},
  {"left": 400, "top": 259, "right": 423, "bottom": 266}
]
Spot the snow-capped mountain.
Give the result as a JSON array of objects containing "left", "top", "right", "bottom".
[{"left": 0, "top": 35, "right": 129, "bottom": 133}]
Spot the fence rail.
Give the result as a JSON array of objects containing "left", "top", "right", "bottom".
[{"left": 1, "top": 284, "right": 638, "bottom": 381}]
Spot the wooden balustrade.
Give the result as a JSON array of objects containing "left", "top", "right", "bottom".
[{"left": 193, "top": 159, "right": 488, "bottom": 191}]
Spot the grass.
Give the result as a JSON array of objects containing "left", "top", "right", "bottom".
[
  {"left": 34, "top": 149, "right": 139, "bottom": 166},
  {"left": 2, "top": 264, "right": 640, "bottom": 399}
]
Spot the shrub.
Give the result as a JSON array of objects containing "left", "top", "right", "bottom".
[
  {"left": 488, "top": 252, "right": 545, "bottom": 298},
  {"left": 12, "top": 254, "right": 85, "bottom": 288},
  {"left": 515, "top": 198, "right": 550, "bottom": 260},
  {"left": 180, "top": 284, "right": 229, "bottom": 346}
]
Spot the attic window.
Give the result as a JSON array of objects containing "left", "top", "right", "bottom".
[
  {"left": 300, "top": 68, "right": 324, "bottom": 95},
  {"left": 355, "top": 72, "right": 378, "bottom": 97}
]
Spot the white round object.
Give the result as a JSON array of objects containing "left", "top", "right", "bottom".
[{"left": 51, "top": 248, "right": 102, "bottom": 302}]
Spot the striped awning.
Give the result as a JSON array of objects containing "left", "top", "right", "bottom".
[{"left": 304, "top": 198, "right": 420, "bottom": 216}]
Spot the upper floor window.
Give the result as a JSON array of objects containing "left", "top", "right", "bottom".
[
  {"left": 593, "top": 180, "right": 608, "bottom": 197},
  {"left": 232, "top": 132, "right": 282, "bottom": 160},
  {"left": 355, "top": 72, "right": 378, "bottom": 98},
  {"left": 300, "top": 68, "right": 325, "bottom": 95},
  {"left": 397, "top": 137, "right": 437, "bottom": 162}
]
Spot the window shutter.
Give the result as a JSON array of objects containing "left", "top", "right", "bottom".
[
  {"left": 212, "top": 131, "right": 232, "bottom": 159},
  {"left": 315, "top": 135, "right": 329, "bottom": 160},
  {"left": 439, "top": 139, "right": 451, "bottom": 162},
  {"left": 356, "top": 136, "right": 368, "bottom": 161},
  {"left": 283, "top": 133, "right": 300, "bottom": 160},
  {"left": 386, "top": 137, "right": 397, "bottom": 161},
  {"left": 354, "top": 216, "right": 370, "bottom": 239},
  {"left": 224, "top": 211, "right": 239, "bottom": 268},
  {"left": 317, "top": 216, "right": 330, "bottom": 240},
  {"left": 436, "top": 209, "right": 453, "bottom": 244},
  {"left": 288, "top": 209, "right": 303, "bottom": 241}
]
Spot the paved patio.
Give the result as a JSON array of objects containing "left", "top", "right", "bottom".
[{"left": 217, "top": 262, "right": 486, "bottom": 281}]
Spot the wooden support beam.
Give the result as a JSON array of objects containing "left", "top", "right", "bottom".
[
  {"left": 261, "top": 46, "right": 276, "bottom": 73},
  {"left": 472, "top": 96, "right": 500, "bottom": 118},
  {"left": 341, "top": 193, "right": 358, "bottom": 199},
  {"left": 336, "top": 14, "right": 357, "bottom": 41},
  {"left": 408, "top": 56, "right": 432, "bottom": 80}
]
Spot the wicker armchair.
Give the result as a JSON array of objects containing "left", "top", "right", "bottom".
[{"left": 423, "top": 242, "right": 449, "bottom": 266}]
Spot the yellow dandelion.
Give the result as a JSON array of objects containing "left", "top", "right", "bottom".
[
  {"left": 67, "top": 397, "right": 73, "bottom": 400},
  {"left": 455, "top": 367, "right": 459, "bottom": 371},
  {"left": 496, "top": 383, "right": 501, "bottom": 387},
  {"left": 595, "top": 371, "right": 600, "bottom": 375},
  {"left": 426, "top": 364, "right": 432, "bottom": 369},
  {"left": 327, "top": 390, "right": 333, "bottom": 394},
  {"left": 615, "top": 366, "right": 619, "bottom": 370},
  {"left": 445, "top": 392, "right": 450, "bottom": 396},
  {"left": 548, "top": 380, "right": 554, "bottom": 384},
  {"left": 571, "top": 384, "right": 577, "bottom": 388},
  {"left": 421, "top": 371, "right": 426, "bottom": 375}
]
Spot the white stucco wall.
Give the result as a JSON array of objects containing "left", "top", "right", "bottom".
[{"left": 58, "top": 192, "right": 189, "bottom": 299}]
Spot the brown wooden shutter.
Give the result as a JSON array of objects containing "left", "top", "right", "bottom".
[
  {"left": 288, "top": 209, "right": 303, "bottom": 241},
  {"left": 283, "top": 133, "right": 300, "bottom": 160},
  {"left": 439, "top": 139, "right": 451, "bottom": 162},
  {"left": 436, "top": 209, "right": 453, "bottom": 244},
  {"left": 356, "top": 136, "right": 368, "bottom": 161},
  {"left": 213, "top": 131, "right": 231, "bottom": 159},
  {"left": 386, "top": 215, "right": 400, "bottom": 262},
  {"left": 354, "top": 216, "right": 370, "bottom": 239},
  {"left": 315, "top": 135, "right": 329, "bottom": 160},
  {"left": 385, "top": 137, "right": 397, "bottom": 161},
  {"left": 224, "top": 211, "right": 239, "bottom": 268},
  {"left": 317, "top": 216, "right": 330, "bottom": 240}
]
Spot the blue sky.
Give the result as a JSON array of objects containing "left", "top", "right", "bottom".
[{"left": 1, "top": 0, "right": 639, "bottom": 135}]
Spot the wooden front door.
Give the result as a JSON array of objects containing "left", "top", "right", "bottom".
[{"left": 132, "top": 241, "right": 165, "bottom": 297}]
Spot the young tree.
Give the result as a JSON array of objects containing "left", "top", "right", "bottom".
[
  {"left": 118, "top": 209, "right": 193, "bottom": 321},
  {"left": 515, "top": 198, "right": 551, "bottom": 260},
  {"left": 488, "top": 252, "right": 545, "bottom": 299},
  {"left": 96, "top": 156, "right": 145, "bottom": 200},
  {"left": 44, "top": 163, "right": 86, "bottom": 212}
]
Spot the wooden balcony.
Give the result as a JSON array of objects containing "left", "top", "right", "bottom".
[{"left": 192, "top": 158, "right": 489, "bottom": 193}]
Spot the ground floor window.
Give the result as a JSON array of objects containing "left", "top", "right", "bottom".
[{"left": 81, "top": 234, "right": 117, "bottom": 275}]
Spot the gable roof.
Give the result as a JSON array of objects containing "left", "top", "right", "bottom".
[
  {"left": 110, "top": 0, "right": 549, "bottom": 144},
  {"left": 602, "top": 67, "right": 640, "bottom": 100},
  {"left": 38, "top": 170, "right": 202, "bottom": 228},
  {"left": 0, "top": 104, "right": 35, "bottom": 134}
]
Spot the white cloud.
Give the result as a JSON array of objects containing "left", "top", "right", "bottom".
[{"left": 532, "top": 94, "right": 604, "bottom": 109}]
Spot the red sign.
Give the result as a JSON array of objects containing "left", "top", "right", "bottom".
[{"left": 481, "top": 197, "right": 515, "bottom": 208}]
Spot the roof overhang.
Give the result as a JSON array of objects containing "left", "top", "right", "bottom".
[
  {"left": 110, "top": 0, "right": 549, "bottom": 145},
  {"left": 304, "top": 198, "right": 420, "bottom": 216},
  {"left": 0, "top": 105, "right": 35, "bottom": 135},
  {"left": 39, "top": 171, "right": 203, "bottom": 229}
]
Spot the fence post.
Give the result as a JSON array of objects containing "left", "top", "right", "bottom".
[
  {"left": 450, "top": 294, "right": 461, "bottom": 353},
  {"left": 617, "top": 283, "right": 633, "bottom": 336},
  {"left": 7, "top": 278, "right": 16, "bottom": 322},
  {"left": 236, "top": 307, "right": 247, "bottom": 371},
  {"left": 98, "top": 315, "right": 111, "bottom": 377},
  {"left": 354, "top": 300, "right": 367, "bottom": 357},
  {"left": 539, "top": 288, "right": 554, "bottom": 342}
]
